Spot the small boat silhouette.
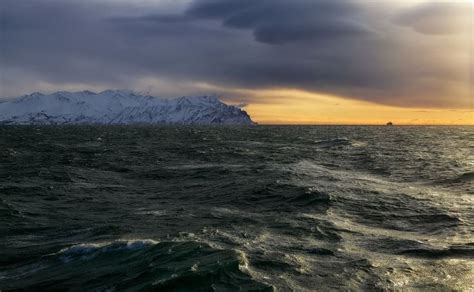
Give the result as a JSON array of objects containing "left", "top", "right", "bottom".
[{"left": 386, "top": 121, "right": 393, "bottom": 126}]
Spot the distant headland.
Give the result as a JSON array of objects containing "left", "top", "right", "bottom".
[{"left": 0, "top": 90, "right": 254, "bottom": 125}]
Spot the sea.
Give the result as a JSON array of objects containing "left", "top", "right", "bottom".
[{"left": 0, "top": 125, "right": 472, "bottom": 291}]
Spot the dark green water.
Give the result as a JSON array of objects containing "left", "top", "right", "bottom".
[{"left": 1, "top": 126, "right": 473, "bottom": 291}]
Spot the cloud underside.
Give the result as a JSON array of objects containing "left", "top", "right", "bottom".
[{"left": 0, "top": 0, "right": 472, "bottom": 108}]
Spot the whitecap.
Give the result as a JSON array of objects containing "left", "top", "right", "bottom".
[
  {"left": 57, "top": 239, "right": 159, "bottom": 261},
  {"left": 136, "top": 210, "right": 167, "bottom": 216}
]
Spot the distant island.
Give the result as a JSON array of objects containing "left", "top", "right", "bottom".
[{"left": 0, "top": 90, "right": 254, "bottom": 125}]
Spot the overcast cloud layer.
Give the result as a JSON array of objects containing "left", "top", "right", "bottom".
[{"left": 0, "top": 0, "right": 472, "bottom": 108}]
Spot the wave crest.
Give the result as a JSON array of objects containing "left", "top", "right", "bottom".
[{"left": 1, "top": 239, "right": 271, "bottom": 291}]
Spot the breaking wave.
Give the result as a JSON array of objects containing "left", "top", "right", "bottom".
[{"left": 1, "top": 239, "right": 271, "bottom": 291}]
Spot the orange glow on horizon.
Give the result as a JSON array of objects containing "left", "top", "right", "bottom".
[{"left": 228, "top": 89, "right": 473, "bottom": 125}]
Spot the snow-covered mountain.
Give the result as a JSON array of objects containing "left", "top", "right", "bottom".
[{"left": 0, "top": 90, "right": 254, "bottom": 125}]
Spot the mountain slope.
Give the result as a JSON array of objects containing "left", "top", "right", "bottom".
[{"left": 0, "top": 90, "right": 254, "bottom": 125}]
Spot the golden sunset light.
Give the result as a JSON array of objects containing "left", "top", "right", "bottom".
[{"left": 242, "top": 89, "right": 474, "bottom": 125}]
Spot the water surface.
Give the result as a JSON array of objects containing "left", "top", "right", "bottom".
[{"left": 1, "top": 126, "right": 473, "bottom": 290}]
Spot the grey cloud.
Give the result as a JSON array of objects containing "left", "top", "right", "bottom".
[
  {"left": 252, "top": 20, "right": 370, "bottom": 44},
  {"left": 0, "top": 0, "right": 471, "bottom": 109},
  {"left": 395, "top": 2, "right": 472, "bottom": 35},
  {"left": 186, "top": 0, "right": 370, "bottom": 44}
]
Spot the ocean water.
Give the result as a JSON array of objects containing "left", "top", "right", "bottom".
[{"left": 0, "top": 125, "right": 472, "bottom": 291}]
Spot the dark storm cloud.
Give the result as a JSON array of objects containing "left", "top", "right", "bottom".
[
  {"left": 185, "top": 0, "right": 370, "bottom": 44},
  {"left": 0, "top": 0, "right": 471, "bottom": 108}
]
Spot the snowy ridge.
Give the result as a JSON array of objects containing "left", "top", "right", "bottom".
[{"left": 0, "top": 90, "right": 254, "bottom": 125}]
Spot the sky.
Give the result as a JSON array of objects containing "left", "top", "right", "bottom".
[{"left": 0, "top": 0, "right": 472, "bottom": 124}]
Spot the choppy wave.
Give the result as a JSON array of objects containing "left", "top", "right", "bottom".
[
  {"left": 1, "top": 125, "right": 473, "bottom": 291},
  {"left": 314, "top": 137, "right": 351, "bottom": 148},
  {"left": 57, "top": 239, "right": 159, "bottom": 260},
  {"left": 1, "top": 239, "right": 271, "bottom": 291},
  {"left": 398, "top": 243, "right": 474, "bottom": 259},
  {"left": 445, "top": 171, "right": 474, "bottom": 184}
]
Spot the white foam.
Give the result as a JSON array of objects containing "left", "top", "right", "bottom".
[
  {"left": 58, "top": 239, "right": 159, "bottom": 258},
  {"left": 137, "top": 210, "right": 167, "bottom": 216}
]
